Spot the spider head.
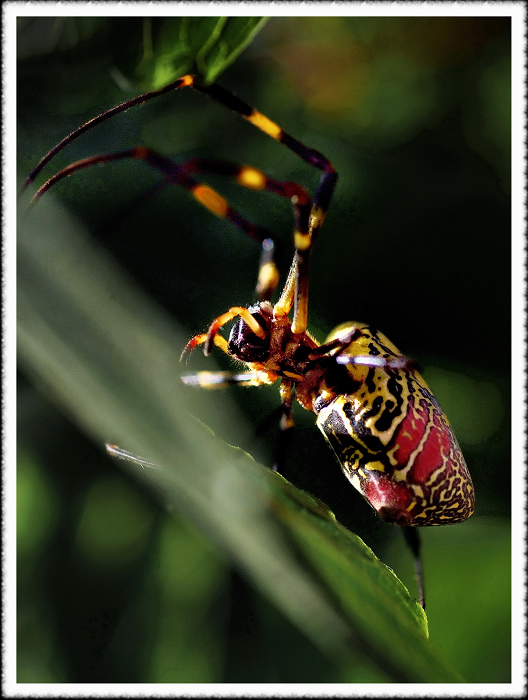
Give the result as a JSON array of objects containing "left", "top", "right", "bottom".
[{"left": 228, "top": 304, "right": 271, "bottom": 363}]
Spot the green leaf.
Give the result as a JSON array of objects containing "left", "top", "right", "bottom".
[
  {"left": 137, "top": 17, "right": 269, "bottom": 88},
  {"left": 17, "top": 195, "right": 463, "bottom": 682},
  {"left": 198, "top": 17, "right": 270, "bottom": 84}
]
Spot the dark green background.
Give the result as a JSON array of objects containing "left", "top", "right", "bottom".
[{"left": 17, "top": 16, "right": 511, "bottom": 683}]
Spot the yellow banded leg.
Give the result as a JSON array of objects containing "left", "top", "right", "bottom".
[
  {"left": 304, "top": 328, "right": 416, "bottom": 370},
  {"left": 25, "top": 74, "right": 336, "bottom": 197},
  {"left": 180, "top": 332, "right": 229, "bottom": 360},
  {"left": 335, "top": 354, "right": 417, "bottom": 371},
  {"left": 131, "top": 80, "right": 339, "bottom": 332},
  {"left": 26, "top": 74, "right": 339, "bottom": 343},
  {"left": 178, "top": 158, "right": 316, "bottom": 302},
  {"left": 181, "top": 370, "right": 274, "bottom": 389},
  {"left": 273, "top": 254, "right": 297, "bottom": 317},
  {"left": 202, "top": 305, "right": 267, "bottom": 356},
  {"left": 30, "top": 149, "right": 282, "bottom": 305}
]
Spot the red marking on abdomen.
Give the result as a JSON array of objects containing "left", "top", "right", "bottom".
[
  {"left": 411, "top": 410, "right": 454, "bottom": 484},
  {"left": 392, "top": 399, "right": 429, "bottom": 466},
  {"left": 363, "top": 474, "right": 413, "bottom": 525}
]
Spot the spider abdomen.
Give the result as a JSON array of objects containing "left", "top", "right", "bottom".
[{"left": 314, "top": 323, "right": 475, "bottom": 526}]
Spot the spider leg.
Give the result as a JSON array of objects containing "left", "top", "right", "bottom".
[
  {"left": 26, "top": 75, "right": 337, "bottom": 325},
  {"left": 300, "top": 328, "right": 416, "bottom": 371},
  {"left": 180, "top": 157, "right": 314, "bottom": 302},
  {"left": 105, "top": 443, "right": 162, "bottom": 471},
  {"left": 189, "top": 81, "right": 338, "bottom": 333},
  {"left": 180, "top": 305, "right": 266, "bottom": 361},
  {"left": 181, "top": 370, "right": 276, "bottom": 389},
  {"left": 305, "top": 328, "right": 363, "bottom": 360},
  {"left": 24, "top": 74, "right": 333, "bottom": 193},
  {"left": 180, "top": 331, "right": 229, "bottom": 360},
  {"left": 272, "top": 379, "right": 295, "bottom": 472},
  {"left": 403, "top": 527, "right": 426, "bottom": 609},
  {"left": 31, "top": 149, "right": 316, "bottom": 304},
  {"left": 335, "top": 354, "right": 418, "bottom": 371},
  {"left": 23, "top": 75, "right": 196, "bottom": 189}
]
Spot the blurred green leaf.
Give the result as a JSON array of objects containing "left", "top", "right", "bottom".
[
  {"left": 17, "top": 195, "right": 463, "bottom": 683},
  {"left": 17, "top": 448, "right": 58, "bottom": 556},
  {"left": 74, "top": 474, "right": 155, "bottom": 568},
  {"left": 423, "top": 518, "right": 511, "bottom": 683},
  {"left": 423, "top": 366, "right": 504, "bottom": 445},
  {"left": 137, "top": 16, "right": 269, "bottom": 88},
  {"left": 17, "top": 17, "right": 106, "bottom": 60}
]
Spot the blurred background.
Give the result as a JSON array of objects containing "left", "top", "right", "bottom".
[{"left": 17, "top": 15, "right": 511, "bottom": 683}]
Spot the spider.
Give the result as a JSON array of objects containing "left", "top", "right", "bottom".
[{"left": 25, "top": 74, "right": 475, "bottom": 608}]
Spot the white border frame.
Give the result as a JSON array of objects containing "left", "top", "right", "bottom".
[{"left": 5, "top": 2, "right": 526, "bottom": 697}]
